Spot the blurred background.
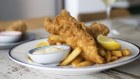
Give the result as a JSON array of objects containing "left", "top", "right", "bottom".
[{"left": 0, "top": 0, "right": 140, "bottom": 22}]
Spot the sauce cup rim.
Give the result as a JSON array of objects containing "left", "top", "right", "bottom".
[{"left": 29, "top": 45, "right": 70, "bottom": 55}]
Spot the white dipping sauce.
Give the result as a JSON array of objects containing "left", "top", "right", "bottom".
[{"left": 33, "top": 47, "right": 63, "bottom": 54}]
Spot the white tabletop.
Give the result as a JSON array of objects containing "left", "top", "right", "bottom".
[{"left": 1, "top": 15, "right": 140, "bottom": 79}]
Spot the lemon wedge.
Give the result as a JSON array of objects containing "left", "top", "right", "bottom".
[
  {"left": 36, "top": 41, "right": 50, "bottom": 48},
  {"left": 97, "top": 35, "right": 121, "bottom": 50}
]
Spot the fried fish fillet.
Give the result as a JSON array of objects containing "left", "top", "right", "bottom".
[
  {"left": 45, "top": 14, "right": 110, "bottom": 40},
  {"left": 86, "top": 22, "right": 110, "bottom": 38},
  {"left": 44, "top": 10, "right": 104, "bottom": 63},
  {"left": 48, "top": 22, "right": 110, "bottom": 44}
]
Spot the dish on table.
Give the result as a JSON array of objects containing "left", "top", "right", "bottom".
[
  {"left": 9, "top": 38, "right": 140, "bottom": 75},
  {"left": 0, "top": 31, "right": 22, "bottom": 43},
  {"left": 7, "top": 10, "right": 140, "bottom": 75},
  {"left": 28, "top": 45, "right": 70, "bottom": 64},
  {"left": 0, "top": 20, "right": 32, "bottom": 49},
  {"left": 43, "top": 10, "right": 133, "bottom": 67},
  {"left": 9, "top": 10, "right": 140, "bottom": 75},
  {"left": 0, "top": 33, "right": 35, "bottom": 49}
]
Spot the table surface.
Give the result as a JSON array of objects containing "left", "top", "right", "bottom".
[{"left": 0, "top": 15, "right": 140, "bottom": 79}]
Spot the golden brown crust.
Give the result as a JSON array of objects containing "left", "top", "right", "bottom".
[
  {"left": 44, "top": 10, "right": 104, "bottom": 63},
  {"left": 86, "top": 22, "right": 110, "bottom": 38}
]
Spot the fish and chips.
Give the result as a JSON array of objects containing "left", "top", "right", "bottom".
[{"left": 37, "top": 9, "right": 131, "bottom": 67}]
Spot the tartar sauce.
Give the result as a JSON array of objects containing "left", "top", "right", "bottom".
[{"left": 33, "top": 47, "right": 63, "bottom": 54}]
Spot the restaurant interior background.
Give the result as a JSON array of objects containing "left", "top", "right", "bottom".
[
  {"left": 1, "top": 0, "right": 140, "bottom": 79},
  {"left": 0, "top": 0, "right": 140, "bottom": 22}
]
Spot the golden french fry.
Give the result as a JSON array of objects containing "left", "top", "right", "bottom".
[
  {"left": 71, "top": 56, "right": 83, "bottom": 67},
  {"left": 75, "top": 61, "right": 94, "bottom": 67},
  {"left": 112, "top": 50, "right": 122, "bottom": 57},
  {"left": 56, "top": 42, "right": 61, "bottom": 45},
  {"left": 48, "top": 39, "right": 56, "bottom": 45},
  {"left": 36, "top": 41, "right": 50, "bottom": 48},
  {"left": 60, "top": 47, "right": 81, "bottom": 66},
  {"left": 98, "top": 47, "right": 106, "bottom": 57},
  {"left": 106, "top": 50, "right": 111, "bottom": 62},
  {"left": 48, "top": 35, "right": 64, "bottom": 43},
  {"left": 122, "top": 49, "right": 131, "bottom": 56},
  {"left": 111, "top": 56, "right": 118, "bottom": 61}
]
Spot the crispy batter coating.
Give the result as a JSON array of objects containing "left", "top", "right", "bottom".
[
  {"left": 44, "top": 10, "right": 104, "bottom": 63},
  {"left": 86, "top": 22, "right": 110, "bottom": 38}
]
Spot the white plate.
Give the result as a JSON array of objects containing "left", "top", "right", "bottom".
[
  {"left": 9, "top": 38, "right": 140, "bottom": 75},
  {"left": 0, "top": 33, "right": 35, "bottom": 49}
]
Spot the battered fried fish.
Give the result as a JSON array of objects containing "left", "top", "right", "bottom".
[
  {"left": 86, "top": 22, "right": 110, "bottom": 38},
  {"left": 44, "top": 10, "right": 104, "bottom": 63}
]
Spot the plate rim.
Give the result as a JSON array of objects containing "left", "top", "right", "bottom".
[{"left": 8, "top": 38, "right": 140, "bottom": 71}]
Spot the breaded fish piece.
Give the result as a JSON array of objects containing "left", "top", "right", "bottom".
[
  {"left": 48, "top": 22, "right": 110, "bottom": 44},
  {"left": 86, "top": 22, "right": 110, "bottom": 38},
  {"left": 44, "top": 10, "right": 104, "bottom": 63}
]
